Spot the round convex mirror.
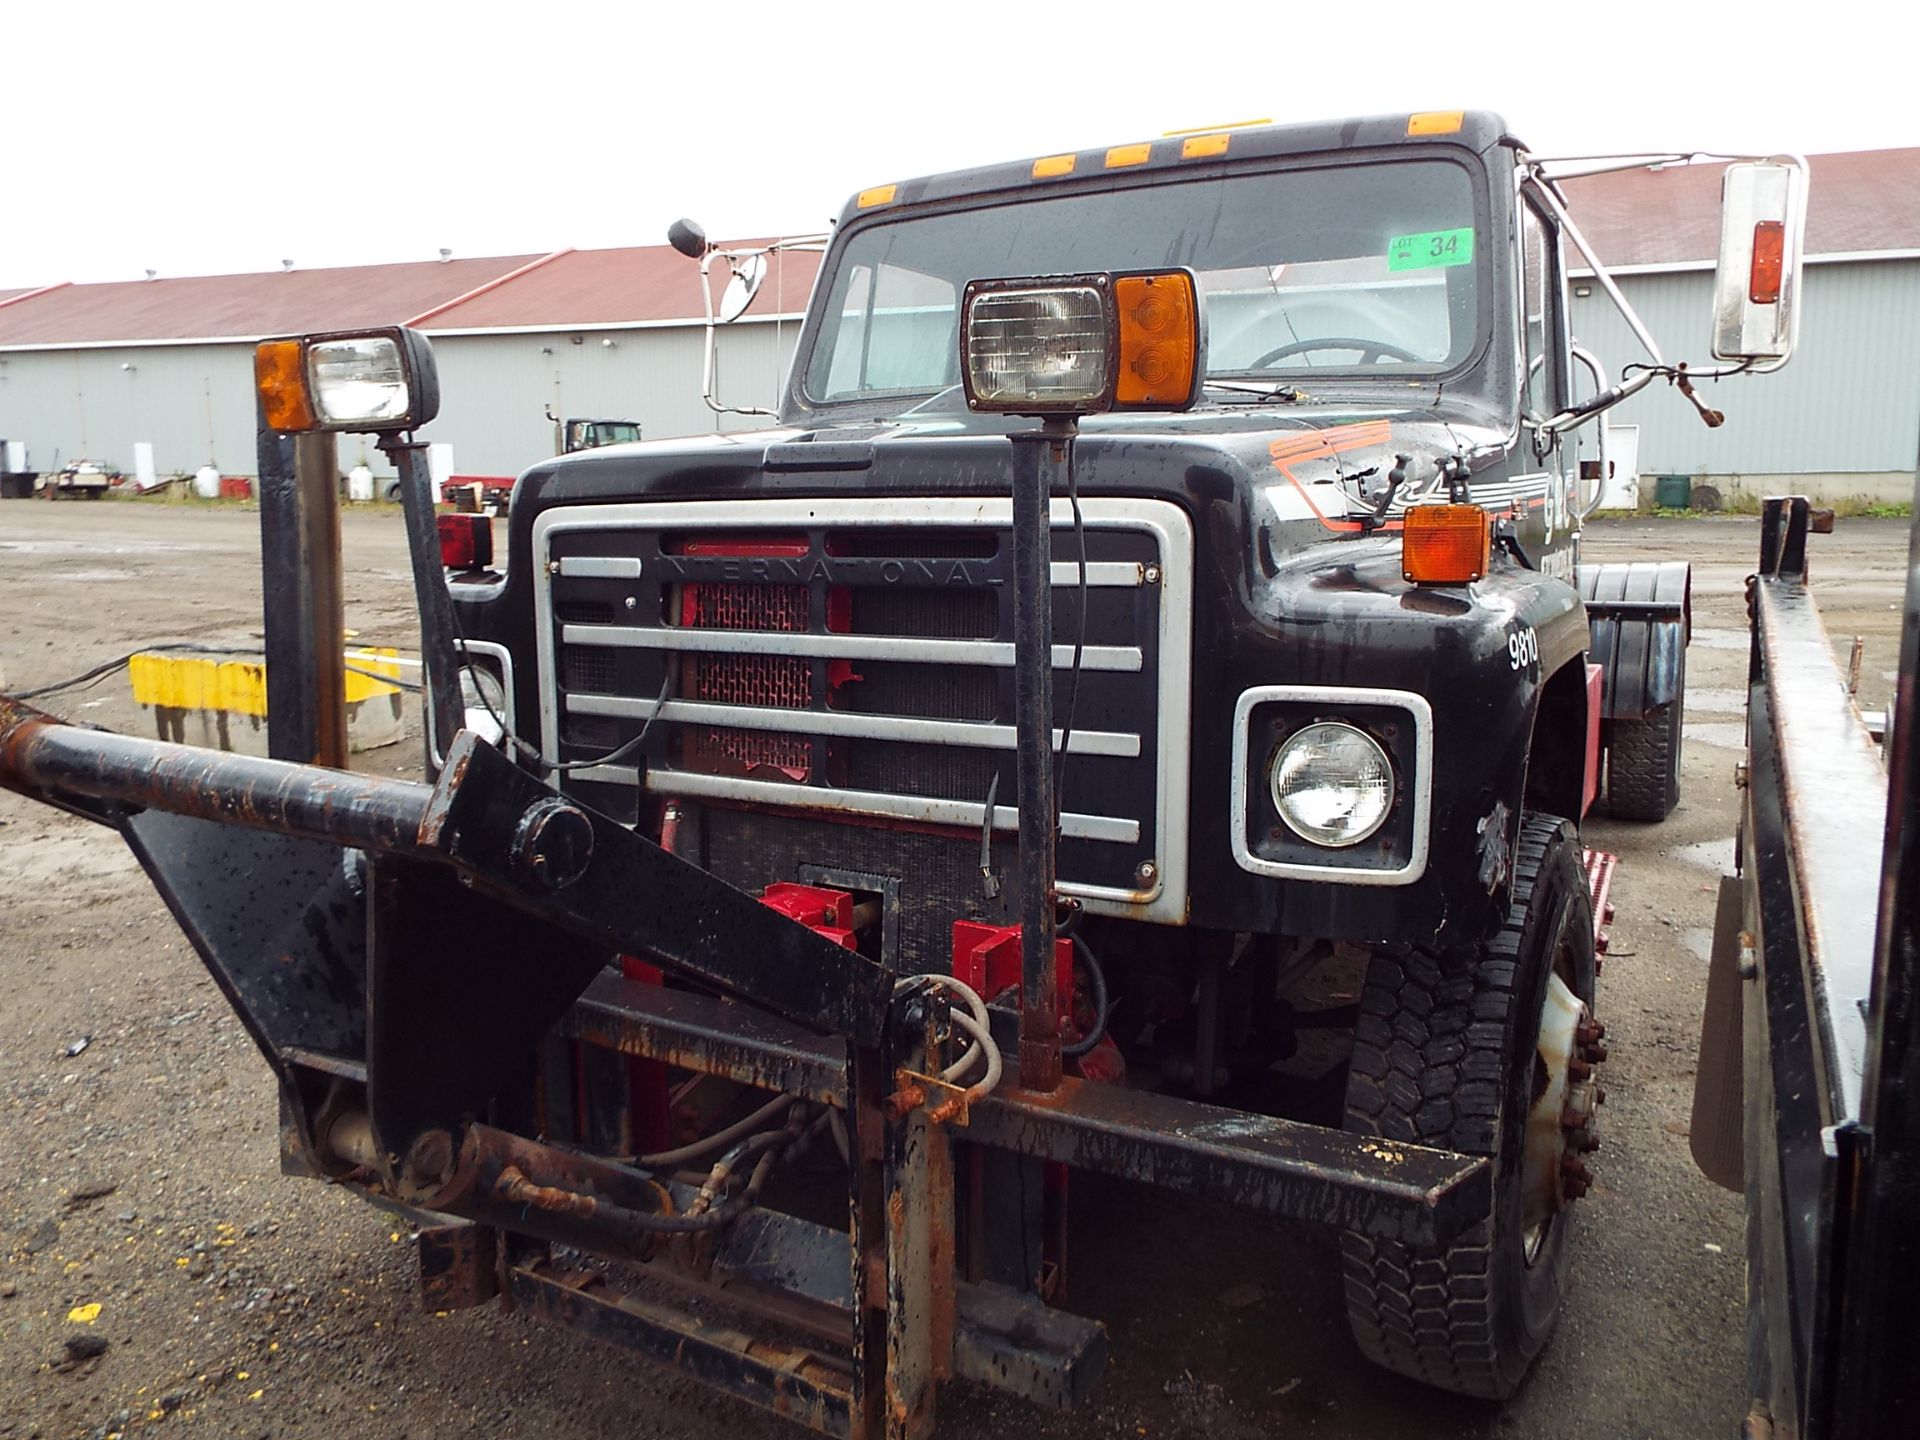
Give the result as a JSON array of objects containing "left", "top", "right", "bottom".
[{"left": 718, "top": 253, "right": 767, "bottom": 323}]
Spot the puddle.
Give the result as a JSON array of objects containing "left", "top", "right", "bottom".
[
  {"left": 1666, "top": 836, "right": 1736, "bottom": 873},
  {"left": 1689, "top": 627, "right": 1749, "bottom": 652},
  {"left": 0, "top": 538, "right": 240, "bottom": 557},
  {"left": 1686, "top": 720, "right": 1747, "bottom": 751},
  {"left": 1685, "top": 686, "right": 1745, "bottom": 715}
]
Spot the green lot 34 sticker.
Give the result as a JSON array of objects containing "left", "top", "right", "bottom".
[{"left": 1388, "top": 227, "right": 1475, "bottom": 271}]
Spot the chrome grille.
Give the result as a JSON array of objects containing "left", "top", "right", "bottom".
[{"left": 533, "top": 497, "right": 1194, "bottom": 923}]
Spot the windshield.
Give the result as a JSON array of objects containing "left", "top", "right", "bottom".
[
  {"left": 570, "top": 421, "right": 642, "bottom": 449},
  {"left": 802, "top": 157, "right": 1484, "bottom": 407}
]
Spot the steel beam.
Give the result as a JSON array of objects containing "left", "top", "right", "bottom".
[
  {"left": 1010, "top": 426, "right": 1065, "bottom": 1094},
  {"left": 563, "top": 971, "right": 846, "bottom": 1103},
  {"left": 560, "top": 970, "right": 1487, "bottom": 1247},
  {"left": 258, "top": 410, "right": 345, "bottom": 767}
]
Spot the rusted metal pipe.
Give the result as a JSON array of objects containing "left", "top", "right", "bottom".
[{"left": 0, "top": 694, "right": 431, "bottom": 853}]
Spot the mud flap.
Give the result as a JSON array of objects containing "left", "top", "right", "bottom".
[
  {"left": 1691, "top": 874, "right": 1745, "bottom": 1190},
  {"left": 1581, "top": 559, "right": 1691, "bottom": 722}
]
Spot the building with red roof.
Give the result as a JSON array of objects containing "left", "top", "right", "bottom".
[{"left": 0, "top": 145, "right": 1913, "bottom": 497}]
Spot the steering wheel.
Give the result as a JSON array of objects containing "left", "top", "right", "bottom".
[{"left": 1250, "top": 337, "right": 1422, "bottom": 368}]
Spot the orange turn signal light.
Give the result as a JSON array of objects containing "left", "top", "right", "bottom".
[
  {"left": 1401, "top": 504, "right": 1490, "bottom": 584},
  {"left": 254, "top": 339, "right": 316, "bottom": 433},
  {"left": 1113, "top": 271, "right": 1200, "bottom": 408},
  {"left": 1749, "top": 219, "right": 1785, "bottom": 305}
]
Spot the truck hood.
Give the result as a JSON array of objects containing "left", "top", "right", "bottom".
[{"left": 514, "top": 393, "right": 1517, "bottom": 578}]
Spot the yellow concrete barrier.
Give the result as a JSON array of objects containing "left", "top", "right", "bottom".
[{"left": 129, "top": 649, "right": 405, "bottom": 754}]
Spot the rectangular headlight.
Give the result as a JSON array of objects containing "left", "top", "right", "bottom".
[
  {"left": 962, "top": 275, "right": 1114, "bottom": 413},
  {"left": 960, "top": 270, "right": 1203, "bottom": 416},
  {"left": 254, "top": 326, "right": 440, "bottom": 434},
  {"left": 311, "top": 336, "right": 412, "bottom": 427}
]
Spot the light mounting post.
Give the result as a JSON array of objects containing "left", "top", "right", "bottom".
[
  {"left": 1010, "top": 418, "right": 1074, "bottom": 1094},
  {"left": 959, "top": 268, "right": 1203, "bottom": 1095}
]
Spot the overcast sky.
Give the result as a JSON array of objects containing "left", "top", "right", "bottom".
[{"left": 10, "top": 2, "right": 1914, "bottom": 288}]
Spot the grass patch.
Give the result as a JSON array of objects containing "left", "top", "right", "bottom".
[{"left": 1631, "top": 496, "right": 1910, "bottom": 521}]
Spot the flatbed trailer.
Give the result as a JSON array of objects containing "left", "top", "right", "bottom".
[{"left": 1690, "top": 496, "right": 1920, "bottom": 1439}]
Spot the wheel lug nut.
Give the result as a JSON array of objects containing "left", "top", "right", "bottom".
[
  {"left": 1586, "top": 1042, "right": 1610, "bottom": 1063},
  {"left": 1560, "top": 1161, "right": 1592, "bottom": 1199},
  {"left": 1581, "top": 1133, "right": 1602, "bottom": 1153},
  {"left": 1569, "top": 1058, "right": 1593, "bottom": 1081}
]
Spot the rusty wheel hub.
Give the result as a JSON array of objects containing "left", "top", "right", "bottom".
[{"left": 1523, "top": 974, "right": 1610, "bottom": 1251}]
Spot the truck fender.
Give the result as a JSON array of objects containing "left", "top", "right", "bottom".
[{"left": 1579, "top": 560, "right": 1690, "bottom": 722}]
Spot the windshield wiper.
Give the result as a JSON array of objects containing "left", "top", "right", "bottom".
[
  {"left": 1206, "top": 380, "right": 1310, "bottom": 405},
  {"left": 893, "top": 383, "right": 969, "bottom": 417}
]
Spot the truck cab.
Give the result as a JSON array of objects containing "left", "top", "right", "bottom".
[{"left": 463, "top": 113, "right": 1630, "bottom": 946}]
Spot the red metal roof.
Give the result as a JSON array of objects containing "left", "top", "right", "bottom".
[
  {"left": 0, "top": 255, "right": 544, "bottom": 347},
  {"left": 1561, "top": 148, "right": 1920, "bottom": 268},
  {"left": 412, "top": 242, "right": 822, "bottom": 331},
  {"left": 0, "top": 242, "right": 819, "bottom": 347},
  {"left": 2, "top": 148, "right": 1911, "bottom": 347}
]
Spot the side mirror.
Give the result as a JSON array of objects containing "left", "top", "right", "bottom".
[
  {"left": 667, "top": 218, "right": 710, "bottom": 260},
  {"left": 717, "top": 253, "right": 767, "bottom": 324},
  {"left": 1711, "top": 159, "right": 1807, "bottom": 369}
]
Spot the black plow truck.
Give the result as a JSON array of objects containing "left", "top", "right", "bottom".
[{"left": 0, "top": 112, "right": 1810, "bottom": 1435}]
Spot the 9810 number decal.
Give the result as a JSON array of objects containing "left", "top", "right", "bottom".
[{"left": 1508, "top": 625, "right": 1539, "bottom": 672}]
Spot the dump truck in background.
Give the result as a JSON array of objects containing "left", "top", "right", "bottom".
[
  {"left": 445, "top": 412, "right": 645, "bottom": 514},
  {"left": 0, "top": 112, "right": 1812, "bottom": 1437}
]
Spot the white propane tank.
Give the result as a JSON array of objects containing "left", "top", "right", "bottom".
[
  {"left": 348, "top": 465, "right": 374, "bottom": 502},
  {"left": 192, "top": 465, "right": 221, "bottom": 498}
]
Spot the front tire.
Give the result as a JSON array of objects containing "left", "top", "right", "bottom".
[{"left": 1340, "top": 813, "right": 1598, "bottom": 1398}]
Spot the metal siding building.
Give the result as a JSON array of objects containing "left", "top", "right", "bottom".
[
  {"left": 0, "top": 246, "right": 817, "bottom": 483},
  {"left": 424, "top": 321, "right": 801, "bottom": 477},
  {"left": 0, "top": 342, "right": 257, "bottom": 476},
  {"left": 1567, "top": 258, "right": 1920, "bottom": 497}
]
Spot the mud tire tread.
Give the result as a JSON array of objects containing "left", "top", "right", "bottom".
[{"left": 1340, "top": 814, "right": 1586, "bottom": 1399}]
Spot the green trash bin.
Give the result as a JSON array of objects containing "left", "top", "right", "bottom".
[{"left": 1655, "top": 474, "right": 1693, "bottom": 509}]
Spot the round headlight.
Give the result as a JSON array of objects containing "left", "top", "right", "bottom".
[{"left": 1269, "top": 722, "right": 1394, "bottom": 848}]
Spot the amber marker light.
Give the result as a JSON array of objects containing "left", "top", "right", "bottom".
[
  {"left": 1401, "top": 504, "right": 1490, "bottom": 584},
  {"left": 1406, "top": 111, "right": 1465, "bottom": 136},
  {"left": 1181, "top": 133, "right": 1231, "bottom": 159},
  {"left": 254, "top": 339, "right": 316, "bottom": 433},
  {"left": 1749, "top": 220, "right": 1786, "bottom": 305},
  {"left": 1113, "top": 270, "right": 1201, "bottom": 408}
]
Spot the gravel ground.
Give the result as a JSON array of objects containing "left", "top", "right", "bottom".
[{"left": 0, "top": 500, "right": 1908, "bottom": 1440}]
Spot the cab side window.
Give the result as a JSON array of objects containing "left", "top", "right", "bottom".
[{"left": 1520, "top": 200, "right": 1567, "bottom": 421}]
